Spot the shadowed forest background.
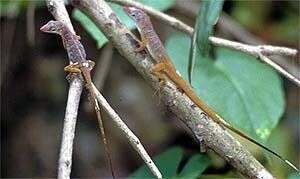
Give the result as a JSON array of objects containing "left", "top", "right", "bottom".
[{"left": 1, "top": 0, "right": 299, "bottom": 178}]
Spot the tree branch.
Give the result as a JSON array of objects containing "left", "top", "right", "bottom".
[
  {"left": 71, "top": 0, "right": 275, "bottom": 178},
  {"left": 58, "top": 76, "right": 83, "bottom": 179},
  {"left": 109, "top": 0, "right": 300, "bottom": 87}
]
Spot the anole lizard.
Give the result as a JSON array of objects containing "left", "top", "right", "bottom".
[
  {"left": 123, "top": 6, "right": 299, "bottom": 172},
  {"left": 40, "top": 21, "right": 115, "bottom": 178}
]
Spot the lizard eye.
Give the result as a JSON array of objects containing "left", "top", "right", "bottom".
[{"left": 50, "top": 26, "right": 56, "bottom": 31}]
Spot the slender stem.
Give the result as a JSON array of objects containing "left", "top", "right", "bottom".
[
  {"left": 217, "top": 12, "right": 299, "bottom": 78},
  {"left": 109, "top": 0, "right": 193, "bottom": 35},
  {"left": 258, "top": 54, "right": 300, "bottom": 86}
]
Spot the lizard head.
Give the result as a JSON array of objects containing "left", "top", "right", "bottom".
[
  {"left": 40, "top": 20, "right": 65, "bottom": 34},
  {"left": 123, "top": 6, "right": 148, "bottom": 23}
]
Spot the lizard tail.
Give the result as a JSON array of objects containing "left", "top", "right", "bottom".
[
  {"left": 94, "top": 100, "right": 116, "bottom": 178},
  {"left": 219, "top": 118, "right": 300, "bottom": 172}
]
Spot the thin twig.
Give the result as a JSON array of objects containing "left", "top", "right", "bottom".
[
  {"left": 44, "top": 1, "right": 80, "bottom": 179},
  {"left": 109, "top": 0, "right": 193, "bottom": 35},
  {"left": 259, "top": 54, "right": 300, "bottom": 85},
  {"left": 217, "top": 12, "right": 300, "bottom": 80},
  {"left": 91, "top": 83, "right": 162, "bottom": 179},
  {"left": 209, "top": 37, "right": 300, "bottom": 86},
  {"left": 72, "top": 0, "right": 274, "bottom": 178},
  {"left": 109, "top": 0, "right": 299, "bottom": 87},
  {"left": 209, "top": 37, "right": 297, "bottom": 58}
]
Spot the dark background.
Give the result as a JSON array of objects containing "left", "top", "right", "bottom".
[{"left": 1, "top": 0, "right": 299, "bottom": 178}]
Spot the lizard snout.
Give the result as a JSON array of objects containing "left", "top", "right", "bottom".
[{"left": 40, "top": 24, "right": 48, "bottom": 32}]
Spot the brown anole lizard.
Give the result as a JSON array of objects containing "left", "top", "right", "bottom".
[
  {"left": 40, "top": 21, "right": 115, "bottom": 178},
  {"left": 123, "top": 6, "right": 299, "bottom": 172}
]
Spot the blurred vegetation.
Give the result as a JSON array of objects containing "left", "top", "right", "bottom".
[
  {"left": 231, "top": 0, "right": 299, "bottom": 44},
  {"left": 1, "top": 0, "right": 299, "bottom": 178},
  {"left": 129, "top": 147, "right": 210, "bottom": 179}
]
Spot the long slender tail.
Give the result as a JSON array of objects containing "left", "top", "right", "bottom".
[
  {"left": 82, "top": 68, "right": 115, "bottom": 178},
  {"left": 94, "top": 99, "right": 116, "bottom": 178},
  {"left": 168, "top": 69, "right": 299, "bottom": 172},
  {"left": 218, "top": 116, "right": 300, "bottom": 172}
]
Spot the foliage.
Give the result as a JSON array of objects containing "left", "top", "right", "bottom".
[
  {"left": 166, "top": 33, "right": 284, "bottom": 141},
  {"left": 0, "top": 0, "right": 45, "bottom": 17},
  {"left": 231, "top": 1, "right": 299, "bottom": 43},
  {"left": 188, "top": 0, "right": 223, "bottom": 83},
  {"left": 72, "top": 0, "right": 176, "bottom": 48},
  {"left": 129, "top": 147, "right": 211, "bottom": 178}
]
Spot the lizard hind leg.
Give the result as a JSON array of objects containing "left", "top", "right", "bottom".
[{"left": 150, "top": 62, "right": 168, "bottom": 105}]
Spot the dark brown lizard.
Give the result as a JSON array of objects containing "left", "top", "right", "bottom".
[{"left": 40, "top": 20, "right": 115, "bottom": 178}]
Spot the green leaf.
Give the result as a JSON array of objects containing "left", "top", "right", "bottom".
[
  {"left": 72, "top": 0, "right": 176, "bottom": 48},
  {"left": 188, "top": 0, "right": 224, "bottom": 84},
  {"left": 177, "top": 154, "right": 211, "bottom": 179},
  {"left": 195, "top": 0, "right": 224, "bottom": 57},
  {"left": 129, "top": 147, "right": 211, "bottom": 178},
  {"left": 166, "top": 33, "right": 285, "bottom": 141},
  {"left": 129, "top": 147, "right": 183, "bottom": 178}
]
